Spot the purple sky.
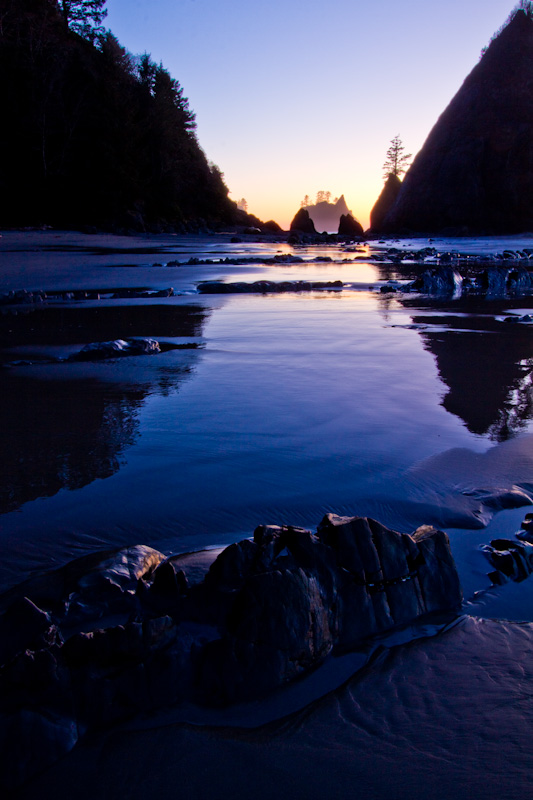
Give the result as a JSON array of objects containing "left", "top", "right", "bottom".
[{"left": 105, "top": 0, "right": 517, "bottom": 228}]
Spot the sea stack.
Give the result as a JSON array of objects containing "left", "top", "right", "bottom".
[
  {"left": 308, "top": 194, "right": 350, "bottom": 232},
  {"left": 382, "top": 8, "right": 533, "bottom": 234},
  {"left": 290, "top": 208, "right": 317, "bottom": 233},
  {"left": 338, "top": 213, "right": 364, "bottom": 236}
]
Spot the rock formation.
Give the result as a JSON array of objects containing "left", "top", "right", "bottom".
[
  {"left": 290, "top": 208, "right": 317, "bottom": 234},
  {"left": 369, "top": 173, "right": 402, "bottom": 231},
  {"left": 71, "top": 337, "right": 161, "bottom": 360},
  {"left": 338, "top": 213, "right": 364, "bottom": 237},
  {"left": 263, "top": 219, "right": 283, "bottom": 233},
  {"left": 0, "top": 515, "right": 463, "bottom": 790},
  {"left": 305, "top": 195, "right": 354, "bottom": 232},
  {"left": 382, "top": 9, "right": 533, "bottom": 234},
  {"left": 197, "top": 280, "right": 343, "bottom": 294},
  {"left": 483, "top": 513, "right": 533, "bottom": 583},
  {"left": 199, "top": 516, "right": 461, "bottom": 704},
  {"left": 397, "top": 265, "right": 533, "bottom": 297}
]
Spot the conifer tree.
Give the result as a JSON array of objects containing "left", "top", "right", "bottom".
[
  {"left": 57, "top": 0, "right": 107, "bottom": 40},
  {"left": 382, "top": 135, "right": 412, "bottom": 180}
]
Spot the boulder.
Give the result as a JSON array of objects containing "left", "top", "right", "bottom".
[
  {"left": 482, "top": 537, "right": 533, "bottom": 582},
  {"left": 318, "top": 515, "right": 462, "bottom": 640},
  {"left": 139, "top": 560, "right": 188, "bottom": 613},
  {"left": 0, "top": 516, "right": 464, "bottom": 785},
  {"left": 289, "top": 208, "right": 317, "bottom": 234},
  {"left": 481, "top": 267, "right": 512, "bottom": 295},
  {"left": 197, "top": 516, "right": 462, "bottom": 703},
  {"left": 407, "top": 266, "right": 463, "bottom": 295},
  {"left": 71, "top": 338, "right": 161, "bottom": 360},
  {"left": 63, "top": 545, "right": 166, "bottom": 623}
]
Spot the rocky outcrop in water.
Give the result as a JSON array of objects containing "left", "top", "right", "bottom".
[
  {"left": 408, "top": 267, "right": 463, "bottom": 295},
  {"left": 380, "top": 265, "right": 533, "bottom": 297},
  {"left": 71, "top": 338, "right": 161, "bottom": 360},
  {"left": 198, "top": 516, "right": 461, "bottom": 704},
  {"left": 483, "top": 513, "right": 533, "bottom": 584},
  {"left": 338, "top": 213, "right": 364, "bottom": 237},
  {"left": 382, "top": 9, "right": 533, "bottom": 234},
  {"left": 0, "top": 515, "right": 462, "bottom": 790},
  {"left": 197, "top": 280, "right": 343, "bottom": 294},
  {"left": 289, "top": 208, "right": 317, "bottom": 234}
]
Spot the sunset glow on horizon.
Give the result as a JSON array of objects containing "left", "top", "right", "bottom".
[{"left": 105, "top": 0, "right": 518, "bottom": 230}]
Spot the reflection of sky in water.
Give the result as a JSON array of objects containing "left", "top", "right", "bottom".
[
  {"left": 207, "top": 261, "right": 378, "bottom": 286},
  {"left": 4, "top": 289, "right": 527, "bottom": 581}
]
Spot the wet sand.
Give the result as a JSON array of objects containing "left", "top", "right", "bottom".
[{"left": 16, "top": 616, "right": 533, "bottom": 800}]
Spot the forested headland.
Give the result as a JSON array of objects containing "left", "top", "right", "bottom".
[{"left": 0, "top": 0, "right": 256, "bottom": 232}]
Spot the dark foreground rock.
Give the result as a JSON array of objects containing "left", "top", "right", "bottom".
[
  {"left": 198, "top": 516, "right": 461, "bottom": 704},
  {"left": 483, "top": 512, "right": 533, "bottom": 584},
  {"left": 0, "top": 515, "right": 462, "bottom": 791}
]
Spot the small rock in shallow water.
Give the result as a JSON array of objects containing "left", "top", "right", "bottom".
[
  {"left": 408, "top": 266, "right": 463, "bottom": 295},
  {"left": 69, "top": 337, "right": 161, "bottom": 360}
]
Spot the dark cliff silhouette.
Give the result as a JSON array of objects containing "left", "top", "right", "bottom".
[
  {"left": 382, "top": 8, "right": 533, "bottom": 234},
  {"left": 0, "top": 0, "right": 252, "bottom": 231},
  {"left": 369, "top": 174, "right": 402, "bottom": 231}
]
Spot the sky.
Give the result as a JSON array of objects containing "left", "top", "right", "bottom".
[{"left": 105, "top": 0, "right": 519, "bottom": 229}]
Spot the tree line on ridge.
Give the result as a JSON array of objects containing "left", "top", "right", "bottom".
[{"left": 0, "top": 0, "right": 245, "bottom": 231}]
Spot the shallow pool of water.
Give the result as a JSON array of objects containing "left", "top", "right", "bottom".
[{"left": 1, "top": 232, "right": 533, "bottom": 616}]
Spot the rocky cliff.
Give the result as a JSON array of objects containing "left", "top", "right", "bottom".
[
  {"left": 382, "top": 9, "right": 533, "bottom": 234},
  {"left": 370, "top": 173, "right": 402, "bottom": 231}
]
